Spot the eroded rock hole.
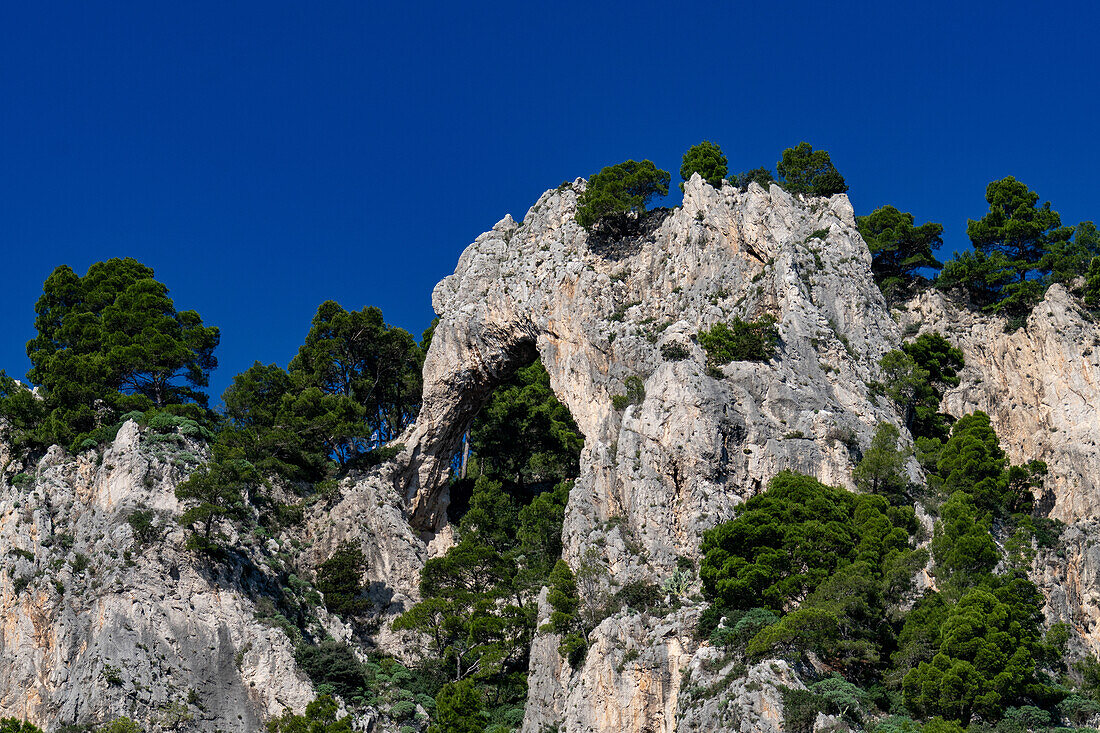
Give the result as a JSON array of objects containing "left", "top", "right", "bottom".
[{"left": 446, "top": 358, "right": 583, "bottom": 528}]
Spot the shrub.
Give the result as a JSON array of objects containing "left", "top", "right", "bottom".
[
  {"left": 431, "top": 680, "right": 483, "bottom": 733},
  {"left": 611, "top": 375, "right": 645, "bottom": 410},
  {"left": 576, "top": 159, "right": 670, "bottom": 234},
  {"left": 614, "top": 580, "right": 662, "bottom": 613},
  {"left": 698, "top": 315, "right": 779, "bottom": 364},
  {"left": 316, "top": 542, "right": 369, "bottom": 617},
  {"left": 781, "top": 686, "right": 825, "bottom": 733},
  {"left": 70, "top": 553, "right": 90, "bottom": 574},
  {"left": 680, "top": 141, "right": 728, "bottom": 190},
  {"left": 295, "top": 640, "right": 367, "bottom": 700},
  {"left": 776, "top": 142, "right": 848, "bottom": 197},
  {"left": 660, "top": 343, "right": 691, "bottom": 361},
  {"left": 126, "top": 509, "right": 160, "bottom": 546},
  {"left": 265, "top": 694, "right": 351, "bottom": 733}
]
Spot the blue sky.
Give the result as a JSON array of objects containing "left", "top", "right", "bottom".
[{"left": 1, "top": 1, "right": 1097, "bottom": 404}]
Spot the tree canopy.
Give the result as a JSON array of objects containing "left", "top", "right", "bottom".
[
  {"left": 902, "top": 582, "right": 1049, "bottom": 724},
  {"left": 575, "top": 159, "right": 670, "bottom": 234},
  {"left": 857, "top": 205, "right": 944, "bottom": 302},
  {"left": 392, "top": 360, "right": 581, "bottom": 716},
  {"left": 289, "top": 300, "right": 422, "bottom": 447},
  {"left": 879, "top": 332, "right": 963, "bottom": 443},
  {"left": 939, "top": 177, "right": 1074, "bottom": 320},
  {"left": 467, "top": 360, "right": 583, "bottom": 493},
  {"left": 21, "top": 258, "right": 219, "bottom": 450},
  {"left": 700, "top": 471, "right": 917, "bottom": 614},
  {"left": 679, "top": 140, "right": 728, "bottom": 190},
  {"left": 776, "top": 142, "right": 848, "bottom": 197},
  {"left": 216, "top": 301, "right": 423, "bottom": 483}
]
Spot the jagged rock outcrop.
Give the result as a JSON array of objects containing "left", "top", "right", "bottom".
[
  {"left": 0, "top": 421, "right": 313, "bottom": 731},
  {"left": 901, "top": 285, "right": 1100, "bottom": 523},
  {"left": 1032, "top": 521, "right": 1100, "bottom": 655},
  {"left": 396, "top": 175, "right": 1100, "bottom": 732},
  {"left": 899, "top": 286, "right": 1100, "bottom": 661},
  {"left": 394, "top": 175, "right": 911, "bottom": 732},
  {"left": 5, "top": 172, "right": 1099, "bottom": 733},
  {"left": 409, "top": 176, "right": 905, "bottom": 573}
]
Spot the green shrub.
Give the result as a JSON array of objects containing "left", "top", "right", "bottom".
[
  {"left": 126, "top": 509, "right": 160, "bottom": 546},
  {"left": 611, "top": 375, "right": 645, "bottom": 410},
  {"left": 316, "top": 542, "right": 369, "bottom": 617},
  {"left": 1058, "top": 693, "right": 1100, "bottom": 726},
  {"left": 680, "top": 141, "right": 728, "bottom": 190},
  {"left": 389, "top": 700, "right": 416, "bottom": 720},
  {"left": 70, "top": 553, "right": 89, "bottom": 574},
  {"left": 576, "top": 159, "right": 670, "bottom": 234},
  {"left": 614, "top": 580, "right": 662, "bottom": 613},
  {"left": 295, "top": 640, "right": 367, "bottom": 700},
  {"left": 660, "top": 343, "right": 691, "bottom": 361},
  {"left": 431, "top": 680, "right": 483, "bottom": 733},
  {"left": 698, "top": 315, "right": 779, "bottom": 364},
  {"left": 781, "top": 686, "right": 825, "bottom": 733}
]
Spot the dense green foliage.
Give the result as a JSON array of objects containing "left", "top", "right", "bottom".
[
  {"left": 168, "top": 300, "right": 424, "bottom": 550},
  {"left": 1085, "top": 253, "right": 1100, "bottom": 308},
  {"left": 700, "top": 472, "right": 918, "bottom": 615},
  {"left": 679, "top": 140, "right": 728, "bottom": 189},
  {"left": 213, "top": 301, "right": 422, "bottom": 482},
  {"left": 697, "top": 393, "right": 1071, "bottom": 729},
  {"left": 390, "top": 359, "right": 583, "bottom": 728},
  {"left": 858, "top": 206, "right": 944, "bottom": 302},
  {"left": 701, "top": 472, "right": 924, "bottom": 685},
  {"left": 937, "top": 176, "right": 1091, "bottom": 324},
  {"left": 0, "top": 720, "right": 44, "bottom": 733},
  {"left": 288, "top": 300, "right": 422, "bottom": 448},
  {"left": 9, "top": 258, "right": 219, "bottom": 451},
  {"left": 697, "top": 315, "right": 779, "bottom": 365},
  {"left": 776, "top": 142, "right": 848, "bottom": 197},
  {"left": 575, "top": 159, "right": 670, "bottom": 234},
  {"left": 316, "top": 542, "right": 369, "bottom": 617},
  {"left": 430, "top": 680, "right": 484, "bottom": 733},
  {"left": 879, "top": 332, "right": 963, "bottom": 443},
  {"left": 902, "top": 581, "right": 1052, "bottom": 725},
  {"left": 467, "top": 360, "right": 583, "bottom": 491},
  {"left": 266, "top": 694, "right": 353, "bottom": 732}
]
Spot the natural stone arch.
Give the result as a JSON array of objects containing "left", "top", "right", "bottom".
[{"left": 401, "top": 314, "right": 543, "bottom": 530}]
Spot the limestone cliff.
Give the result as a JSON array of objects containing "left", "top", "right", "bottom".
[
  {"left": 0, "top": 422, "right": 313, "bottom": 731},
  {"left": 4, "top": 173, "right": 1100, "bottom": 733},
  {"left": 395, "top": 175, "right": 911, "bottom": 732},
  {"left": 392, "top": 175, "right": 1100, "bottom": 731},
  {"left": 901, "top": 285, "right": 1100, "bottom": 524}
]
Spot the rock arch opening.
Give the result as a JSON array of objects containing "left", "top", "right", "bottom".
[{"left": 402, "top": 318, "right": 586, "bottom": 533}]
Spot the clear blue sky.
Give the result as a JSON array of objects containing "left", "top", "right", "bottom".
[{"left": 2, "top": 1, "right": 1097, "bottom": 404}]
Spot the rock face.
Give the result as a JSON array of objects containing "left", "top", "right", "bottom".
[
  {"left": 901, "top": 285, "right": 1100, "bottom": 523},
  {"left": 397, "top": 175, "right": 1100, "bottom": 732},
  {"left": 400, "top": 175, "right": 910, "bottom": 732},
  {"left": 409, "top": 176, "right": 904, "bottom": 572},
  {"left": 0, "top": 421, "right": 313, "bottom": 731},
  {"left": 4, "top": 174, "right": 1100, "bottom": 733}
]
